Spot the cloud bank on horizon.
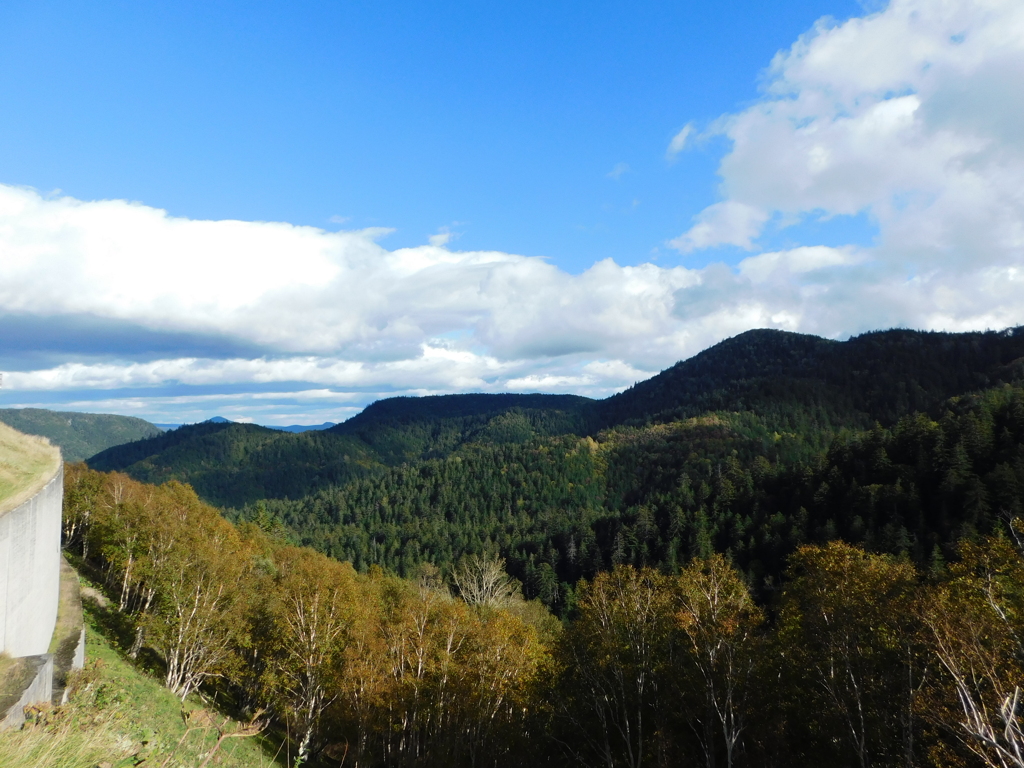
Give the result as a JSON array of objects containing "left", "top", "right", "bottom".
[{"left": 2, "top": 0, "right": 1023, "bottom": 425}]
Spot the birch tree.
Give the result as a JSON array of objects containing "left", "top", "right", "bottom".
[
  {"left": 673, "top": 554, "right": 762, "bottom": 768},
  {"left": 143, "top": 482, "right": 246, "bottom": 700},
  {"left": 922, "top": 535, "right": 1024, "bottom": 768},
  {"left": 264, "top": 546, "right": 357, "bottom": 764},
  {"left": 777, "top": 542, "right": 918, "bottom": 768},
  {"left": 553, "top": 566, "right": 672, "bottom": 768}
]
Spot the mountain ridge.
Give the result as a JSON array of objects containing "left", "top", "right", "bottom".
[
  {"left": 86, "top": 326, "right": 1024, "bottom": 507},
  {"left": 0, "top": 408, "right": 163, "bottom": 462}
]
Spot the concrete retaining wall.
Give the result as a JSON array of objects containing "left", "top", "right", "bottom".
[
  {"left": 0, "top": 464, "right": 63, "bottom": 657},
  {"left": 0, "top": 654, "right": 53, "bottom": 730},
  {"left": 51, "top": 557, "right": 87, "bottom": 705}
]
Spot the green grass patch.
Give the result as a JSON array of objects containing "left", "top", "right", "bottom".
[{"left": 0, "top": 594, "right": 282, "bottom": 768}]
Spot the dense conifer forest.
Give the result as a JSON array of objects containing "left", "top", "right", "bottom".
[{"left": 59, "top": 326, "right": 1024, "bottom": 766}]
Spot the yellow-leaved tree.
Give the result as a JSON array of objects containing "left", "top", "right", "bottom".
[
  {"left": 673, "top": 554, "right": 762, "bottom": 768},
  {"left": 921, "top": 532, "right": 1024, "bottom": 768}
]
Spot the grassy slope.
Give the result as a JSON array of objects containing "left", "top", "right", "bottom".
[
  {"left": 0, "top": 409, "right": 163, "bottom": 463},
  {"left": 0, "top": 421, "right": 60, "bottom": 515},
  {"left": 0, "top": 591, "right": 281, "bottom": 768}
]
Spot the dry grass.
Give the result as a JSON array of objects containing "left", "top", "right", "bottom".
[
  {"left": 0, "top": 421, "right": 61, "bottom": 515},
  {"left": 0, "top": 615, "right": 279, "bottom": 768},
  {"left": 0, "top": 691, "right": 131, "bottom": 768},
  {"left": 0, "top": 657, "right": 153, "bottom": 768}
]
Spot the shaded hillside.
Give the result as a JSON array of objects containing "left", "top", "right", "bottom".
[
  {"left": 597, "top": 326, "right": 1024, "bottom": 430},
  {"left": 329, "top": 392, "right": 594, "bottom": 463},
  {"left": 89, "top": 327, "right": 1024, "bottom": 510},
  {"left": 87, "top": 420, "right": 380, "bottom": 506},
  {"left": 89, "top": 394, "right": 594, "bottom": 504},
  {"left": 0, "top": 408, "right": 162, "bottom": 462}
]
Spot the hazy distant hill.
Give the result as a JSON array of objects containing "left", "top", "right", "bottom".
[
  {"left": 273, "top": 422, "right": 338, "bottom": 433},
  {"left": 154, "top": 420, "right": 339, "bottom": 432},
  {"left": 0, "top": 408, "right": 163, "bottom": 462}
]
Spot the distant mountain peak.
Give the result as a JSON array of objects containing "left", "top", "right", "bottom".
[{"left": 271, "top": 422, "right": 338, "bottom": 433}]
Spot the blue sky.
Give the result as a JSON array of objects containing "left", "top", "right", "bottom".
[
  {"left": 0, "top": 0, "right": 866, "bottom": 271},
  {"left": 1, "top": 0, "right": 1022, "bottom": 426}
]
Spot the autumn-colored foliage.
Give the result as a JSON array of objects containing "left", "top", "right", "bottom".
[{"left": 64, "top": 462, "right": 1024, "bottom": 767}]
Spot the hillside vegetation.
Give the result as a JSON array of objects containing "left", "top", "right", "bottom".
[
  {"left": 0, "top": 408, "right": 162, "bottom": 462},
  {"left": 52, "top": 324, "right": 1024, "bottom": 766},
  {"left": 61, "top": 461, "right": 1024, "bottom": 768},
  {"left": 0, "top": 421, "right": 60, "bottom": 514},
  {"left": 87, "top": 396, "right": 595, "bottom": 507},
  {"left": 90, "top": 328, "right": 1024, "bottom": 505},
  {"left": 87, "top": 326, "right": 1024, "bottom": 607},
  {"left": 0, "top": 585, "right": 275, "bottom": 768}
]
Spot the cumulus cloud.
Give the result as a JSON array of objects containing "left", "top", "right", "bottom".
[
  {"left": 675, "top": 0, "right": 1024, "bottom": 276},
  {"left": 737, "top": 246, "right": 863, "bottom": 283},
  {"left": 0, "top": 184, "right": 710, "bottom": 410},
  {"left": 3, "top": 0, "right": 1024, "bottom": 423},
  {"left": 0, "top": 184, "right": 712, "bottom": 372},
  {"left": 670, "top": 201, "right": 770, "bottom": 252}
]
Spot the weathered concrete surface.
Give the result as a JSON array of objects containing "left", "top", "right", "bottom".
[
  {"left": 0, "top": 426, "right": 81, "bottom": 727},
  {"left": 0, "top": 463, "right": 63, "bottom": 658},
  {"left": 51, "top": 557, "right": 87, "bottom": 705},
  {"left": 0, "top": 653, "right": 53, "bottom": 730}
]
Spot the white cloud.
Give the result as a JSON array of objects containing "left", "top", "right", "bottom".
[
  {"left": 666, "top": 123, "right": 694, "bottom": 160},
  {"left": 676, "top": 0, "right": 1024, "bottom": 274},
  {"left": 0, "top": 183, "right": 710, "bottom": 372},
  {"left": 428, "top": 228, "right": 456, "bottom": 247},
  {"left": 504, "top": 359, "right": 654, "bottom": 393},
  {"left": 738, "top": 246, "right": 863, "bottom": 283},
  {"left": 4, "top": 0, "right": 1024, "bottom": 422},
  {"left": 3, "top": 346, "right": 505, "bottom": 392},
  {"left": 670, "top": 201, "right": 770, "bottom": 252},
  {"left": 607, "top": 162, "right": 630, "bottom": 180}
]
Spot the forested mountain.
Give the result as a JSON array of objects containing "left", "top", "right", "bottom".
[
  {"left": 329, "top": 392, "right": 593, "bottom": 462},
  {"left": 88, "top": 420, "right": 380, "bottom": 506},
  {"left": 596, "top": 326, "right": 1024, "bottom": 429},
  {"left": 0, "top": 407, "right": 162, "bottom": 461},
  {"left": 88, "top": 327, "right": 1024, "bottom": 505},
  {"left": 85, "top": 326, "right": 1024, "bottom": 603},
  {"left": 87, "top": 394, "right": 594, "bottom": 506},
  {"left": 59, "top": 324, "right": 1024, "bottom": 767},
  {"left": 232, "top": 386, "right": 1024, "bottom": 610}
]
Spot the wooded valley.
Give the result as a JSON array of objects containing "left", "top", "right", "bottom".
[{"left": 60, "top": 326, "right": 1024, "bottom": 767}]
